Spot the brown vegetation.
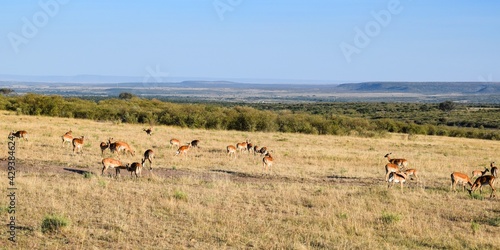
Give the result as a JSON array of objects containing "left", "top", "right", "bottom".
[{"left": 0, "top": 112, "right": 498, "bottom": 249}]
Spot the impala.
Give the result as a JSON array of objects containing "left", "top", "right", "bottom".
[
  {"left": 387, "top": 172, "right": 407, "bottom": 191},
  {"left": 110, "top": 141, "right": 135, "bottom": 156},
  {"left": 385, "top": 163, "right": 400, "bottom": 182},
  {"left": 99, "top": 141, "right": 108, "bottom": 152},
  {"left": 262, "top": 152, "right": 273, "bottom": 171},
  {"left": 258, "top": 146, "right": 268, "bottom": 156},
  {"left": 468, "top": 175, "right": 496, "bottom": 198},
  {"left": 101, "top": 158, "right": 124, "bottom": 177},
  {"left": 61, "top": 129, "right": 73, "bottom": 147},
  {"left": 450, "top": 172, "right": 473, "bottom": 192},
  {"left": 384, "top": 153, "right": 408, "bottom": 168},
  {"left": 8, "top": 130, "right": 28, "bottom": 141},
  {"left": 253, "top": 145, "right": 261, "bottom": 156},
  {"left": 72, "top": 136, "right": 85, "bottom": 154},
  {"left": 236, "top": 139, "right": 249, "bottom": 152},
  {"left": 175, "top": 143, "right": 191, "bottom": 157},
  {"left": 126, "top": 160, "right": 144, "bottom": 178},
  {"left": 191, "top": 140, "right": 200, "bottom": 148},
  {"left": 471, "top": 167, "right": 489, "bottom": 179},
  {"left": 170, "top": 138, "right": 180, "bottom": 149},
  {"left": 246, "top": 142, "right": 254, "bottom": 154},
  {"left": 491, "top": 162, "right": 498, "bottom": 178},
  {"left": 227, "top": 145, "right": 237, "bottom": 158},
  {"left": 143, "top": 127, "right": 153, "bottom": 136},
  {"left": 403, "top": 168, "right": 418, "bottom": 181},
  {"left": 143, "top": 149, "right": 155, "bottom": 170}
]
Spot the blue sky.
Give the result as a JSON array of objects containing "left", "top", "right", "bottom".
[{"left": 1, "top": 0, "right": 499, "bottom": 82}]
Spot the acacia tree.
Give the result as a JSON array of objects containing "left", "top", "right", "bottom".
[
  {"left": 118, "top": 92, "right": 135, "bottom": 99},
  {"left": 438, "top": 101, "right": 456, "bottom": 112}
]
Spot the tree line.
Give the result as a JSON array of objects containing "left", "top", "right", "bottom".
[{"left": 0, "top": 93, "right": 498, "bottom": 140}]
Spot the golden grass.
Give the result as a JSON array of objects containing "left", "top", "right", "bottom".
[{"left": 0, "top": 111, "right": 499, "bottom": 249}]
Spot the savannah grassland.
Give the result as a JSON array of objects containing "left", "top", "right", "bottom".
[{"left": 0, "top": 111, "right": 499, "bottom": 249}]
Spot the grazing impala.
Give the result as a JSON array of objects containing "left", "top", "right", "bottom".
[
  {"left": 175, "top": 143, "right": 191, "bottom": 157},
  {"left": 143, "top": 127, "right": 153, "bottom": 136},
  {"left": 384, "top": 153, "right": 408, "bottom": 168},
  {"left": 61, "top": 129, "right": 73, "bottom": 147},
  {"left": 236, "top": 139, "right": 249, "bottom": 152},
  {"left": 170, "top": 138, "right": 180, "bottom": 149},
  {"left": 387, "top": 172, "right": 407, "bottom": 191},
  {"left": 8, "top": 130, "right": 28, "bottom": 141},
  {"left": 263, "top": 152, "right": 274, "bottom": 171},
  {"left": 227, "top": 145, "right": 237, "bottom": 158},
  {"left": 126, "top": 160, "right": 144, "bottom": 178},
  {"left": 110, "top": 141, "right": 135, "bottom": 157},
  {"left": 471, "top": 167, "right": 489, "bottom": 179},
  {"left": 385, "top": 163, "right": 400, "bottom": 182},
  {"left": 101, "top": 158, "right": 124, "bottom": 176},
  {"left": 468, "top": 175, "right": 496, "bottom": 198},
  {"left": 403, "top": 168, "right": 418, "bottom": 181},
  {"left": 72, "top": 136, "right": 85, "bottom": 154},
  {"left": 450, "top": 172, "right": 473, "bottom": 192},
  {"left": 191, "top": 140, "right": 200, "bottom": 148},
  {"left": 143, "top": 149, "right": 155, "bottom": 170},
  {"left": 491, "top": 162, "right": 498, "bottom": 178}
]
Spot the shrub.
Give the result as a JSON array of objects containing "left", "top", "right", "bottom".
[
  {"left": 173, "top": 190, "right": 188, "bottom": 201},
  {"left": 381, "top": 212, "right": 401, "bottom": 224},
  {"left": 41, "top": 214, "right": 70, "bottom": 233}
]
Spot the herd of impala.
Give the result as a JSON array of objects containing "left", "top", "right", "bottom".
[
  {"left": 384, "top": 152, "right": 497, "bottom": 198},
  {"left": 7, "top": 129, "right": 497, "bottom": 198},
  {"left": 63, "top": 129, "right": 273, "bottom": 178}
]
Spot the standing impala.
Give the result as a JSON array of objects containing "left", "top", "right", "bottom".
[
  {"left": 126, "top": 159, "right": 144, "bottom": 178},
  {"left": 403, "top": 168, "right": 418, "bottom": 181},
  {"left": 110, "top": 141, "right": 135, "bottom": 157},
  {"left": 100, "top": 138, "right": 113, "bottom": 155},
  {"left": 175, "top": 143, "right": 191, "bottom": 157},
  {"left": 143, "top": 127, "right": 153, "bottom": 136},
  {"left": 236, "top": 139, "right": 249, "bottom": 152},
  {"left": 61, "top": 129, "right": 73, "bottom": 147},
  {"left": 385, "top": 163, "right": 400, "bottom": 182},
  {"left": 143, "top": 149, "right": 155, "bottom": 170},
  {"left": 101, "top": 158, "right": 125, "bottom": 177},
  {"left": 72, "top": 136, "right": 85, "bottom": 154},
  {"left": 170, "top": 138, "right": 180, "bottom": 149},
  {"left": 8, "top": 130, "right": 28, "bottom": 141},
  {"left": 227, "top": 145, "right": 237, "bottom": 158},
  {"left": 387, "top": 172, "right": 407, "bottom": 191},
  {"left": 468, "top": 175, "right": 496, "bottom": 198},
  {"left": 450, "top": 172, "right": 473, "bottom": 192},
  {"left": 262, "top": 152, "right": 274, "bottom": 171},
  {"left": 471, "top": 167, "right": 489, "bottom": 179},
  {"left": 384, "top": 153, "right": 408, "bottom": 168}
]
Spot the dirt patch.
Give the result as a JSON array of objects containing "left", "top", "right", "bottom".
[{"left": 1, "top": 159, "right": 384, "bottom": 187}]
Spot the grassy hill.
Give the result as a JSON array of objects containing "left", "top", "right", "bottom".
[{"left": 0, "top": 112, "right": 499, "bottom": 248}]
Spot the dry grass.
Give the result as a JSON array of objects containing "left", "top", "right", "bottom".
[{"left": 0, "top": 111, "right": 499, "bottom": 249}]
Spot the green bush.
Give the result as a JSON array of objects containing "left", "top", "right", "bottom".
[{"left": 41, "top": 214, "right": 70, "bottom": 233}]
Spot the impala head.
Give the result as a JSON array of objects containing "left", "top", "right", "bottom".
[{"left": 384, "top": 153, "right": 392, "bottom": 158}]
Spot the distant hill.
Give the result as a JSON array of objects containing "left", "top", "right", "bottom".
[
  {"left": 1, "top": 79, "right": 500, "bottom": 103},
  {"left": 336, "top": 82, "right": 500, "bottom": 94}
]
